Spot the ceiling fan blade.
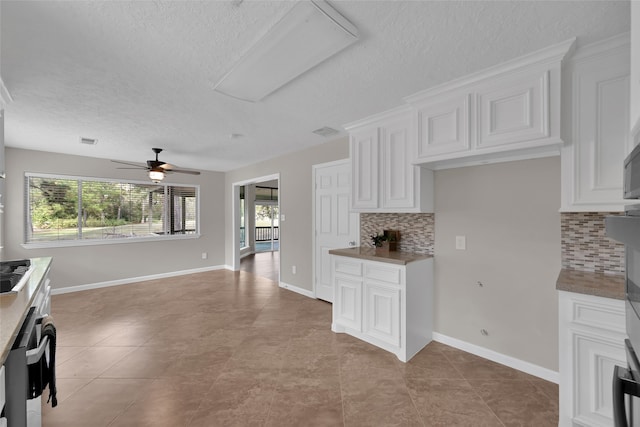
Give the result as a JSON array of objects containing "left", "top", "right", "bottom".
[
  {"left": 169, "top": 169, "right": 201, "bottom": 175},
  {"left": 159, "top": 163, "right": 176, "bottom": 170},
  {"left": 116, "top": 167, "right": 149, "bottom": 170},
  {"left": 111, "top": 159, "right": 147, "bottom": 169}
]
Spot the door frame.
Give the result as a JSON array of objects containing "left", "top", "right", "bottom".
[
  {"left": 231, "top": 173, "right": 280, "bottom": 278},
  {"left": 312, "top": 159, "right": 360, "bottom": 299}
]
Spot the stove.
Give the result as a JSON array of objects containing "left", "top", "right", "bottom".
[{"left": 0, "top": 259, "right": 31, "bottom": 293}]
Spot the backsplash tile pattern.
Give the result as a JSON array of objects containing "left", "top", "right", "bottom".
[
  {"left": 360, "top": 213, "right": 435, "bottom": 255},
  {"left": 561, "top": 212, "right": 624, "bottom": 274}
]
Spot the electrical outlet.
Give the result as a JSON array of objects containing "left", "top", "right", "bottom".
[
  {"left": 455, "top": 235, "right": 466, "bottom": 250},
  {"left": 201, "top": 252, "right": 207, "bottom": 260},
  {"left": 281, "top": 214, "right": 286, "bottom": 221},
  {"left": 292, "top": 265, "right": 296, "bottom": 274}
]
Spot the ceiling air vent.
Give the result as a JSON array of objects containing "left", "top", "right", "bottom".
[
  {"left": 312, "top": 127, "right": 340, "bottom": 137},
  {"left": 80, "top": 137, "right": 97, "bottom": 145}
]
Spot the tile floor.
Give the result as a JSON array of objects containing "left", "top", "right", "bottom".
[
  {"left": 43, "top": 269, "right": 558, "bottom": 426},
  {"left": 239, "top": 251, "right": 280, "bottom": 282}
]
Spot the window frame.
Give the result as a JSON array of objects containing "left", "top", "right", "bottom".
[{"left": 23, "top": 172, "right": 200, "bottom": 249}]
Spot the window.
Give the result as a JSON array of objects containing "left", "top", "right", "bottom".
[
  {"left": 239, "top": 185, "right": 247, "bottom": 248},
  {"left": 25, "top": 173, "right": 199, "bottom": 246}
]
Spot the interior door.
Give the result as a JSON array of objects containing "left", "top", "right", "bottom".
[{"left": 314, "top": 160, "right": 360, "bottom": 302}]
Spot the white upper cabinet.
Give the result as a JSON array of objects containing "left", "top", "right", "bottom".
[
  {"left": 406, "top": 38, "right": 574, "bottom": 169},
  {"left": 631, "top": 4, "right": 640, "bottom": 146},
  {"left": 350, "top": 127, "right": 379, "bottom": 210},
  {"left": 380, "top": 115, "right": 415, "bottom": 209},
  {"left": 414, "top": 92, "right": 471, "bottom": 158},
  {"left": 561, "top": 34, "right": 630, "bottom": 212},
  {"left": 346, "top": 107, "right": 433, "bottom": 213},
  {"left": 476, "top": 69, "right": 550, "bottom": 149}
]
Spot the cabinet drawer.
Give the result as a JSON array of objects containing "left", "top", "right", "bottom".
[
  {"left": 335, "top": 259, "right": 363, "bottom": 277},
  {"left": 365, "top": 263, "right": 402, "bottom": 285},
  {"left": 570, "top": 296, "right": 625, "bottom": 334}
]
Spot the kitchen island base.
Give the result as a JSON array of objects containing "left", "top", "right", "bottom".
[{"left": 329, "top": 249, "right": 433, "bottom": 362}]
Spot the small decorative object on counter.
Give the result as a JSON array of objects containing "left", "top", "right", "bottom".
[
  {"left": 383, "top": 229, "right": 400, "bottom": 251},
  {"left": 371, "top": 232, "right": 390, "bottom": 255}
]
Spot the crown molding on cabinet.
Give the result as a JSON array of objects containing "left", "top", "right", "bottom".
[
  {"left": 567, "top": 32, "right": 630, "bottom": 65},
  {"left": 404, "top": 37, "right": 576, "bottom": 104},
  {"left": 343, "top": 105, "right": 413, "bottom": 132}
]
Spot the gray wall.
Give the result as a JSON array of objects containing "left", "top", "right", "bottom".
[
  {"left": 433, "top": 156, "right": 561, "bottom": 371},
  {"left": 224, "top": 137, "right": 349, "bottom": 291},
  {"left": 5, "top": 147, "right": 226, "bottom": 290}
]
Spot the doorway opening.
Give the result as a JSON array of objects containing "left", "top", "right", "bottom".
[
  {"left": 255, "top": 202, "right": 279, "bottom": 252},
  {"left": 232, "top": 174, "right": 280, "bottom": 283}
]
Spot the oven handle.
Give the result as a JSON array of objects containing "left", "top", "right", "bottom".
[
  {"left": 25, "top": 335, "right": 48, "bottom": 366},
  {"left": 613, "top": 365, "right": 640, "bottom": 427}
]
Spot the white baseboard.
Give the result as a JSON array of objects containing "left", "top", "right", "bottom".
[
  {"left": 279, "top": 281, "right": 315, "bottom": 299},
  {"left": 52, "top": 265, "right": 228, "bottom": 295},
  {"left": 432, "top": 332, "right": 559, "bottom": 384}
]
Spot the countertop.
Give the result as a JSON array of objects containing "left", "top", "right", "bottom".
[
  {"left": 0, "top": 257, "right": 52, "bottom": 364},
  {"left": 329, "top": 247, "right": 432, "bottom": 265},
  {"left": 556, "top": 268, "right": 625, "bottom": 300}
]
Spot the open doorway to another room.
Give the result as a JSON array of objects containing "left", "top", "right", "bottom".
[{"left": 233, "top": 175, "right": 280, "bottom": 283}]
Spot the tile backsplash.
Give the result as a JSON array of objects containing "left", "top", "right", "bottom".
[
  {"left": 360, "top": 213, "right": 434, "bottom": 255},
  {"left": 561, "top": 212, "right": 624, "bottom": 274}
]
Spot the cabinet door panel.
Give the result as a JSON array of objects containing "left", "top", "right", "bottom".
[
  {"left": 415, "top": 94, "right": 471, "bottom": 158},
  {"left": 574, "top": 332, "right": 626, "bottom": 426},
  {"left": 365, "top": 283, "right": 400, "bottom": 347},
  {"left": 381, "top": 118, "right": 414, "bottom": 209},
  {"left": 477, "top": 71, "right": 549, "bottom": 148},
  {"left": 574, "top": 58, "right": 630, "bottom": 206},
  {"left": 335, "top": 277, "right": 362, "bottom": 331},
  {"left": 351, "top": 129, "right": 379, "bottom": 209}
]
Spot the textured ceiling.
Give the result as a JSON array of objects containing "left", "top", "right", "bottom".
[{"left": 0, "top": 0, "right": 630, "bottom": 172}]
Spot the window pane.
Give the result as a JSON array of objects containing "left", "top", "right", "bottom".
[
  {"left": 169, "top": 186, "right": 197, "bottom": 235},
  {"left": 240, "top": 197, "right": 246, "bottom": 247},
  {"left": 27, "top": 177, "right": 79, "bottom": 242},
  {"left": 81, "top": 181, "right": 163, "bottom": 239}
]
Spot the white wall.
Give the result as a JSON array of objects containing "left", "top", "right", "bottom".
[
  {"left": 433, "top": 156, "right": 561, "bottom": 371},
  {"left": 5, "top": 147, "right": 226, "bottom": 290},
  {"left": 225, "top": 137, "right": 349, "bottom": 291}
]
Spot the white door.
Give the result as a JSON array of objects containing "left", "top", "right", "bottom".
[{"left": 314, "top": 160, "right": 360, "bottom": 302}]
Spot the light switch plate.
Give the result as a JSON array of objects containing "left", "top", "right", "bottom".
[{"left": 455, "top": 236, "right": 466, "bottom": 250}]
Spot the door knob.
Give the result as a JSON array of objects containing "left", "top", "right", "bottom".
[{"left": 348, "top": 241, "right": 356, "bottom": 246}]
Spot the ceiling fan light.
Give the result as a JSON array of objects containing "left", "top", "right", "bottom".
[{"left": 149, "top": 169, "right": 165, "bottom": 183}]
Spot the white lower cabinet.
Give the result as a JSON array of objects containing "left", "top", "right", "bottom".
[
  {"left": 559, "top": 291, "right": 626, "bottom": 427},
  {"left": 334, "top": 276, "right": 362, "bottom": 332},
  {"left": 331, "top": 254, "right": 433, "bottom": 362}
]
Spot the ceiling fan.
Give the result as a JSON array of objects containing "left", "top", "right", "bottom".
[{"left": 111, "top": 148, "right": 201, "bottom": 183}]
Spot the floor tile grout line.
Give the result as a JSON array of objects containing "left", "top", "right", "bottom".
[
  {"left": 436, "top": 345, "right": 508, "bottom": 426},
  {"left": 392, "top": 354, "right": 427, "bottom": 427}
]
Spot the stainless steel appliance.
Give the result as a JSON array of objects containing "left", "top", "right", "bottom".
[
  {"left": 4, "top": 279, "right": 53, "bottom": 427},
  {"left": 0, "top": 260, "right": 31, "bottom": 294},
  {"left": 606, "top": 142, "right": 640, "bottom": 427}
]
